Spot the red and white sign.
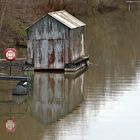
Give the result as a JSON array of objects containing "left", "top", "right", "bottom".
[
  {"left": 5, "top": 48, "right": 17, "bottom": 61},
  {"left": 5, "top": 119, "right": 16, "bottom": 133}
]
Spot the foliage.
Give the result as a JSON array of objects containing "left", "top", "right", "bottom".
[
  {"left": 0, "top": 0, "right": 126, "bottom": 48},
  {"left": 15, "top": 21, "right": 27, "bottom": 40}
]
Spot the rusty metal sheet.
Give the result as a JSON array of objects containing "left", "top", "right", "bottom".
[
  {"left": 48, "top": 39, "right": 55, "bottom": 68},
  {"left": 48, "top": 39, "right": 64, "bottom": 69},
  {"left": 34, "top": 40, "right": 47, "bottom": 69},
  {"left": 64, "top": 42, "right": 71, "bottom": 64},
  {"left": 27, "top": 16, "right": 70, "bottom": 40},
  {"left": 27, "top": 10, "right": 86, "bottom": 69},
  {"left": 33, "top": 39, "right": 65, "bottom": 69},
  {"left": 70, "top": 27, "right": 85, "bottom": 61},
  {"left": 27, "top": 40, "right": 33, "bottom": 64}
]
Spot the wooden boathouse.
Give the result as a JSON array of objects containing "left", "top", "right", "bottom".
[{"left": 26, "top": 10, "right": 89, "bottom": 71}]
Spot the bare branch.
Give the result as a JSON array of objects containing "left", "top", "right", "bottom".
[{"left": 0, "top": 0, "right": 8, "bottom": 38}]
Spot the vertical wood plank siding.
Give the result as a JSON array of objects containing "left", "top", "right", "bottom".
[
  {"left": 27, "top": 11, "right": 85, "bottom": 70},
  {"left": 70, "top": 27, "right": 85, "bottom": 61},
  {"left": 27, "top": 16, "right": 69, "bottom": 69},
  {"left": 31, "top": 73, "right": 84, "bottom": 124}
]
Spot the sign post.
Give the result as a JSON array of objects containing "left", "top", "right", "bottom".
[{"left": 5, "top": 48, "right": 17, "bottom": 76}]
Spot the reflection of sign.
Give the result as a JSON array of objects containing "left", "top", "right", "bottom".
[
  {"left": 5, "top": 48, "right": 16, "bottom": 61},
  {"left": 5, "top": 119, "right": 16, "bottom": 133}
]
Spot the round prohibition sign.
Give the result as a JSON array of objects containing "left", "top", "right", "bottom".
[
  {"left": 5, "top": 119, "right": 16, "bottom": 133},
  {"left": 5, "top": 48, "right": 17, "bottom": 61}
]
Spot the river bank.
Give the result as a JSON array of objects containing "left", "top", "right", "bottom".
[{"left": 0, "top": 0, "right": 132, "bottom": 51}]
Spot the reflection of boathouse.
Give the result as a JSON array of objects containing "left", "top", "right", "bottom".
[
  {"left": 30, "top": 72, "right": 85, "bottom": 124},
  {"left": 26, "top": 10, "right": 89, "bottom": 71}
]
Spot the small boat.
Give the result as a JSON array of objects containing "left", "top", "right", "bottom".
[{"left": 12, "top": 81, "right": 29, "bottom": 96}]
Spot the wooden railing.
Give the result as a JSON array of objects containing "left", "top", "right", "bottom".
[{"left": 126, "top": 1, "right": 140, "bottom": 11}]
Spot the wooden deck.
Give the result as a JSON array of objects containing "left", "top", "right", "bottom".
[
  {"left": 0, "top": 58, "right": 26, "bottom": 62},
  {"left": 65, "top": 55, "right": 89, "bottom": 72},
  {"left": 0, "top": 58, "right": 32, "bottom": 81},
  {"left": 34, "top": 56, "right": 89, "bottom": 72},
  {"left": 65, "top": 64, "right": 89, "bottom": 79},
  {"left": 65, "top": 63, "right": 87, "bottom": 72},
  {"left": 0, "top": 75, "right": 30, "bottom": 81}
]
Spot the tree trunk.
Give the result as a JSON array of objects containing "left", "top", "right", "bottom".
[{"left": 0, "top": 0, "right": 8, "bottom": 38}]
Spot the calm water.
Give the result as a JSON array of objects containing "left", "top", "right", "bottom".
[{"left": 1, "top": 10, "right": 140, "bottom": 140}]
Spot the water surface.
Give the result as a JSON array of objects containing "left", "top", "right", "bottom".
[{"left": 1, "top": 10, "right": 140, "bottom": 140}]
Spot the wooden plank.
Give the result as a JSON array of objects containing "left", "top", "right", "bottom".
[
  {"left": 0, "top": 58, "right": 26, "bottom": 62},
  {"left": 65, "top": 63, "right": 87, "bottom": 72},
  {"left": 0, "top": 76, "right": 29, "bottom": 81},
  {"left": 71, "top": 56, "right": 89, "bottom": 65},
  {"left": 126, "top": 1, "right": 140, "bottom": 3},
  {"left": 65, "top": 65, "right": 89, "bottom": 79}
]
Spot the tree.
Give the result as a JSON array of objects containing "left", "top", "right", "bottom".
[{"left": 0, "top": 0, "right": 8, "bottom": 38}]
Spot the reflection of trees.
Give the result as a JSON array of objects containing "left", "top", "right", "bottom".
[{"left": 85, "top": 11, "right": 140, "bottom": 112}]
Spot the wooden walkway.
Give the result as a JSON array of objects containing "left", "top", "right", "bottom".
[
  {"left": 0, "top": 58, "right": 26, "bottom": 62},
  {"left": 0, "top": 75, "right": 29, "bottom": 81},
  {"left": 0, "top": 58, "right": 32, "bottom": 81},
  {"left": 0, "top": 58, "right": 33, "bottom": 71}
]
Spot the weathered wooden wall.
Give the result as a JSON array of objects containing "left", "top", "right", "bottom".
[
  {"left": 30, "top": 72, "right": 84, "bottom": 124},
  {"left": 27, "top": 13, "right": 85, "bottom": 69},
  {"left": 70, "top": 27, "right": 85, "bottom": 61},
  {"left": 27, "top": 16, "right": 69, "bottom": 69}
]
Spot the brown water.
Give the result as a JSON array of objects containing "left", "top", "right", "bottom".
[{"left": 1, "top": 10, "right": 140, "bottom": 140}]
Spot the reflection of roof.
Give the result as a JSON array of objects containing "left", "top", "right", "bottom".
[{"left": 26, "top": 10, "right": 86, "bottom": 30}]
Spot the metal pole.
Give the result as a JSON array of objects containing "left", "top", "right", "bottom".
[
  {"left": 10, "top": 61, "right": 12, "bottom": 76},
  {"left": 9, "top": 103, "right": 12, "bottom": 119}
]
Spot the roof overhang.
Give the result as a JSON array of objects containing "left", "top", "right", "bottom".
[{"left": 26, "top": 10, "right": 86, "bottom": 30}]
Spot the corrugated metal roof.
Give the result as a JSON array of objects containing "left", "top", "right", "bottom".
[
  {"left": 48, "top": 10, "right": 86, "bottom": 29},
  {"left": 26, "top": 10, "right": 86, "bottom": 30}
]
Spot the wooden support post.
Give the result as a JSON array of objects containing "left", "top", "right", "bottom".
[
  {"left": 126, "top": 1, "right": 140, "bottom": 11},
  {"left": 129, "top": 3, "right": 131, "bottom": 11}
]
